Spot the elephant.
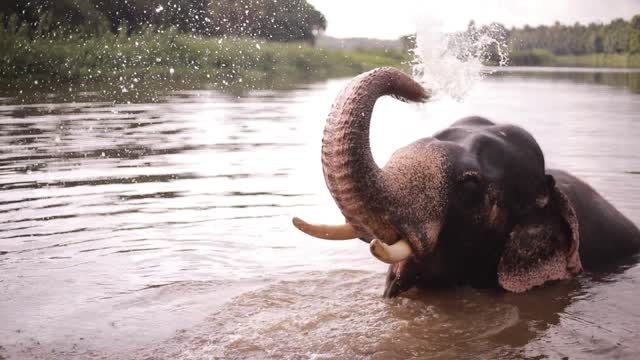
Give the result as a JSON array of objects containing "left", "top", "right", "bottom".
[{"left": 292, "top": 67, "right": 640, "bottom": 298}]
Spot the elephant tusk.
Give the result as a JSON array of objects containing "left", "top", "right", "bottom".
[
  {"left": 292, "top": 217, "right": 358, "bottom": 240},
  {"left": 369, "top": 239, "right": 412, "bottom": 264}
]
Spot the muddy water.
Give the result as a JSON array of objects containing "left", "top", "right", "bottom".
[{"left": 1, "top": 68, "right": 640, "bottom": 359}]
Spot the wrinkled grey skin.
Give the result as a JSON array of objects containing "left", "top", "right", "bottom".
[{"left": 318, "top": 67, "right": 640, "bottom": 297}]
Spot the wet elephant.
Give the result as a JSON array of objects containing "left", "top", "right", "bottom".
[{"left": 293, "top": 67, "right": 640, "bottom": 297}]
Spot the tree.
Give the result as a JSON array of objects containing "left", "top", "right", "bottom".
[
  {"left": 0, "top": 0, "right": 110, "bottom": 35},
  {"left": 603, "top": 18, "right": 630, "bottom": 53},
  {"left": 506, "top": 15, "right": 638, "bottom": 55},
  {"left": 0, "top": 0, "right": 327, "bottom": 42},
  {"left": 629, "top": 15, "right": 640, "bottom": 54},
  {"left": 208, "top": 0, "right": 326, "bottom": 42}
]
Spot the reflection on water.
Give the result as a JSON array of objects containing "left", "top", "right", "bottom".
[
  {"left": 1, "top": 68, "right": 639, "bottom": 359},
  {"left": 136, "top": 268, "right": 640, "bottom": 359},
  {"left": 0, "top": 70, "right": 341, "bottom": 106},
  {"left": 490, "top": 66, "right": 640, "bottom": 93}
]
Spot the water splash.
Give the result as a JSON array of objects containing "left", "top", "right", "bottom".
[{"left": 412, "top": 20, "right": 509, "bottom": 101}]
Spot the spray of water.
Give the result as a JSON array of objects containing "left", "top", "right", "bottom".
[{"left": 411, "top": 20, "right": 509, "bottom": 101}]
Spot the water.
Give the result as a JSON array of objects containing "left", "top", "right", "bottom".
[
  {"left": 412, "top": 20, "right": 510, "bottom": 101},
  {"left": 1, "top": 68, "right": 640, "bottom": 359}
]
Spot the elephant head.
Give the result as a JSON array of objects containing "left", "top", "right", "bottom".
[{"left": 293, "top": 67, "right": 582, "bottom": 297}]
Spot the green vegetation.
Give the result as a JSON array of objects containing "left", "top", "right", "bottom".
[
  {"left": 509, "top": 16, "right": 640, "bottom": 56},
  {"left": 3, "top": 0, "right": 639, "bottom": 88},
  {"left": 461, "top": 15, "right": 640, "bottom": 67},
  {"left": 0, "top": 25, "right": 409, "bottom": 86},
  {"left": 554, "top": 53, "right": 640, "bottom": 68},
  {"left": 508, "top": 49, "right": 556, "bottom": 66},
  {"left": 0, "top": 0, "right": 326, "bottom": 42},
  {"left": 506, "top": 15, "right": 640, "bottom": 67},
  {"left": 0, "top": 1, "right": 407, "bottom": 90},
  {"left": 509, "top": 49, "right": 640, "bottom": 68}
]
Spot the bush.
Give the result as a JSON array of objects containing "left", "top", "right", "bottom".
[
  {"left": 0, "top": 29, "right": 410, "bottom": 84},
  {"left": 509, "top": 49, "right": 555, "bottom": 66}
]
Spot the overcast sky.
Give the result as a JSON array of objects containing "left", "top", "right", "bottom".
[{"left": 307, "top": 0, "right": 640, "bottom": 39}]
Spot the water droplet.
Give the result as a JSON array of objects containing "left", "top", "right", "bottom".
[
  {"left": 412, "top": 19, "right": 508, "bottom": 101},
  {"left": 169, "top": 68, "right": 175, "bottom": 75},
  {"left": 155, "top": 5, "right": 164, "bottom": 13}
]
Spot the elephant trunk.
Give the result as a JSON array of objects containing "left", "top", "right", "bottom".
[{"left": 321, "top": 67, "right": 429, "bottom": 244}]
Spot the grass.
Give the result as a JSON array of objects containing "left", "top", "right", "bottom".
[
  {"left": 509, "top": 49, "right": 640, "bottom": 68},
  {"left": 0, "top": 28, "right": 411, "bottom": 89},
  {"left": 554, "top": 53, "right": 640, "bottom": 68}
]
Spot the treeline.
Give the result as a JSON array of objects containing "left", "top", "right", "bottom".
[
  {"left": 509, "top": 16, "right": 640, "bottom": 55},
  {"left": 453, "top": 16, "right": 640, "bottom": 67},
  {"left": 0, "top": 0, "right": 326, "bottom": 42},
  {"left": 0, "top": 27, "right": 405, "bottom": 81},
  {"left": 0, "top": 12, "right": 407, "bottom": 87},
  {"left": 0, "top": 0, "right": 412, "bottom": 85}
]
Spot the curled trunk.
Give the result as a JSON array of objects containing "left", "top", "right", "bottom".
[{"left": 321, "top": 67, "right": 429, "bottom": 243}]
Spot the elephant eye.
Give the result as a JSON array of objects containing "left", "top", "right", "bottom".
[{"left": 460, "top": 174, "right": 483, "bottom": 207}]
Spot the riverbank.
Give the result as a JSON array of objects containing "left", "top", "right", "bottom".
[
  {"left": 0, "top": 29, "right": 410, "bottom": 87},
  {"left": 509, "top": 49, "right": 640, "bottom": 68},
  {"left": 4, "top": 29, "right": 639, "bottom": 101}
]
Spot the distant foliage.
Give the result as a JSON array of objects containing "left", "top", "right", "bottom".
[
  {"left": 508, "top": 15, "right": 640, "bottom": 55},
  {"left": 0, "top": 28, "right": 407, "bottom": 82},
  {"left": 0, "top": 1, "right": 404, "bottom": 84},
  {"left": 448, "top": 15, "right": 640, "bottom": 67},
  {"left": 0, "top": 0, "right": 326, "bottom": 42},
  {"left": 209, "top": 0, "right": 325, "bottom": 42}
]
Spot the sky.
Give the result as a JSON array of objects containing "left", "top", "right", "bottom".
[{"left": 307, "top": 0, "right": 640, "bottom": 39}]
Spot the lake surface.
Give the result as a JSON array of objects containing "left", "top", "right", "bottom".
[{"left": 1, "top": 67, "right": 640, "bottom": 359}]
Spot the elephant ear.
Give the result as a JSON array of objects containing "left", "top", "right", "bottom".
[{"left": 498, "top": 175, "right": 582, "bottom": 293}]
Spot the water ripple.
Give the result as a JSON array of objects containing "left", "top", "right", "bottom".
[{"left": 0, "top": 74, "right": 639, "bottom": 359}]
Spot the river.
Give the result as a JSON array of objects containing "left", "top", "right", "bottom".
[{"left": 1, "top": 67, "right": 640, "bottom": 359}]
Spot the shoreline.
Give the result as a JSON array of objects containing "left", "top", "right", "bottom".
[
  {"left": 507, "top": 50, "right": 640, "bottom": 69},
  {"left": 486, "top": 65, "right": 640, "bottom": 73},
  {"left": 0, "top": 32, "right": 410, "bottom": 84},
  {"left": 3, "top": 64, "right": 639, "bottom": 104}
]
